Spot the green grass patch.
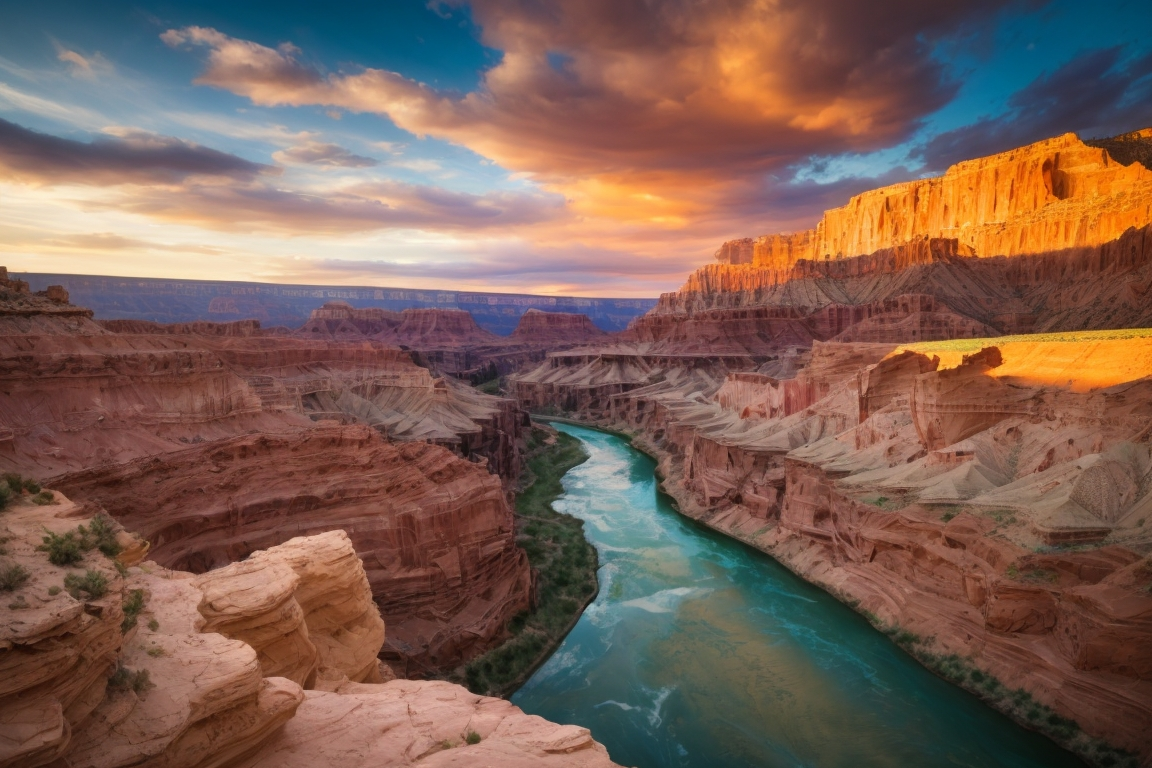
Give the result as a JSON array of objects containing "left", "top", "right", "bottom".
[
  {"left": 454, "top": 427, "right": 597, "bottom": 697},
  {"left": 899, "top": 327, "right": 1152, "bottom": 355}
]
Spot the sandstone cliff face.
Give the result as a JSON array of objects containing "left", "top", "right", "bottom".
[
  {"left": 0, "top": 279, "right": 534, "bottom": 676},
  {"left": 297, "top": 301, "right": 615, "bottom": 379},
  {"left": 51, "top": 426, "right": 533, "bottom": 676},
  {"left": 0, "top": 497, "right": 618, "bottom": 768},
  {"left": 1, "top": 268, "right": 103, "bottom": 336},
  {"left": 509, "top": 309, "right": 607, "bottom": 344},
  {"left": 714, "top": 131, "right": 1152, "bottom": 268},
  {"left": 512, "top": 332, "right": 1152, "bottom": 761},
  {"left": 648, "top": 130, "right": 1152, "bottom": 351}
]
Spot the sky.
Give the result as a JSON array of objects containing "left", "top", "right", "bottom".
[{"left": 1, "top": 0, "right": 1151, "bottom": 297}]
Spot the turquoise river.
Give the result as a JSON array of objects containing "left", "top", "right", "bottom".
[{"left": 512, "top": 423, "right": 1084, "bottom": 768}]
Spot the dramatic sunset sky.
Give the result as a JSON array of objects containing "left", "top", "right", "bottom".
[{"left": 2, "top": 0, "right": 1151, "bottom": 296}]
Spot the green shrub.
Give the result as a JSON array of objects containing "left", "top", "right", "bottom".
[
  {"left": 22, "top": 479, "right": 41, "bottom": 494},
  {"left": 465, "top": 731, "right": 481, "bottom": 745},
  {"left": 147, "top": 618, "right": 160, "bottom": 631},
  {"left": 39, "top": 530, "right": 84, "bottom": 565},
  {"left": 941, "top": 510, "right": 957, "bottom": 522},
  {"left": 121, "top": 589, "right": 145, "bottom": 632},
  {"left": 48, "top": 585, "right": 61, "bottom": 596},
  {"left": 64, "top": 569, "right": 108, "bottom": 600},
  {"left": 108, "top": 665, "right": 153, "bottom": 694},
  {"left": 0, "top": 485, "right": 10, "bottom": 511},
  {"left": 3, "top": 473, "right": 22, "bottom": 493},
  {"left": 146, "top": 646, "right": 166, "bottom": 657},
  {"left": 0, "top": 562, "right": 30, "bottom": 592},
  {"left": 85, "top": 515, "right": 122, "bottom": 557},
  {"left": 37, "top": 516, "right": 121, "bottom": 565},
  {"left": 32, "top": 491, "right": 57, "bottom": 506}
]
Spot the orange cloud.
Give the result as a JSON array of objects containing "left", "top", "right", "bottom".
[{"left": 163, "top": 0, "right": 1008, "bottom": 220}]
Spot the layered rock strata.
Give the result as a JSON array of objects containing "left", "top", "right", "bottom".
[
  {"left": 298, "top": 301, "right": 613, "bottom": 377},
  {"left": 0, "top": 281, "right": 533, "bottom": 674},
  {"left": 637, "top": 130, "right": 1152, "bottom": 349},
  {"left": 511, "top": 332, "right": 1152, "bottom": 762},
  {"left": 0, "top": 496, "right": 617, "bottom": 768},
  {"left": 52, "top": 426, "right": 534, "bottom": 674}
]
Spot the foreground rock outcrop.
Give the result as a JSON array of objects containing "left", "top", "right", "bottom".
[{"left": 0, "top": 495, "right": 618, "bottom": 768}]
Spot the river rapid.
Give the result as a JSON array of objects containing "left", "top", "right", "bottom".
[{"left": 512, "top": 423, "right": 1084, "bottom": 768}]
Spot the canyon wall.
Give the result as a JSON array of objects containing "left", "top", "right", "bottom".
[
  {"left": 642, "top": 129, "right": 1152, "bottom": 348},
  {"left": 0, "top": 495, "right": 618, "bottom": 768},
  {"left": 512, "top": 333, "right": 1152, "bottom": 762},
  {"left": 0, "top": 282, "right": 534, "bottom": 676},
  {"left": 52, "top": 427, "right": 533, "bottom": 675},
  {"left": 297, "top": 300, "right": 616, "bottom": 378}
]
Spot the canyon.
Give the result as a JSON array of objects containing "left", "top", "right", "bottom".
[
  {"left": 510, "top": 128, "right": 1152, "bottom": 766},
  {"left": 4, "top": 125, "right": 1152, "bottom": 768},
  {"left": 0, "top": 270, "right": 536, "bottom": 679}
]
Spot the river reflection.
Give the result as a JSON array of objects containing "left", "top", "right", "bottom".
[{"left": 512, "top": 423, "right": 1084, "bottom": 768}]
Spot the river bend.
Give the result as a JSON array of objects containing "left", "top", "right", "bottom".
[{"left": 512, "top": 423, "right": 1083, "bottom": 768}]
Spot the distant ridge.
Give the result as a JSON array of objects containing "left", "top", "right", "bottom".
[{"left": 15, "top": 272, "right": 657, "bottom": 335}]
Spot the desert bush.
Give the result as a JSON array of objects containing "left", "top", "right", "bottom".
[
  {"left": 32, "top": 491, "right": 57, "bottom": 506},
  {"left": 121, "top": 588, "right": 145, "bottom": 632},
  {"left": 3, "top": 473, "right": 22, "bottom": 493},
  {"left": 465, "top": 731, "right": 481, "bottom": 745},
  {"left": 0, "top": 485, "right": 10, "bottom": 511},
  {"left": 23, "top": 479, "right": 41, "bottom": 494},
  {"left": 108, "top": 665, "right": 153, "bottom": 694},
  {"left": 39, "top": 530, "right": 84, "bottom": 565},
  {"left": 85, "top": 515, "right": 122, "bottom": 557},
  {"left": 0, "top": 562, "right": 30, "bottom": 592},
  {"left": 64, "top": 569, "right": 108, "bottom": 600}
]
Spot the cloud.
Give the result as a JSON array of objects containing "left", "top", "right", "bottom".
[
  {"left": 41, "top": 232, "right": 225, "bottom": 255},
  {"left": 272, "top": 140, "right": 377, "bottom": 167},
  {"left": 93, "top": 177, "right": 564, "bottom": 234},
  {"left": 54, "top": 48, "right": 112, "bottom": 81},
  {"left": 162, "top": 1, "right": 1013, "bottom": 220},
  {"left": 0, "top": 117, "right": 275, "bottom": 185},
  {"left": 914, "top": 47, "right": 1152, "bottom": 171}
]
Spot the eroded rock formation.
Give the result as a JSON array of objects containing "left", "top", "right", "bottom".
[
  {"left": 513, "top": 331, "right": 1152, "bottom": 761},
  {"left": 638, "top": 130, "right": 1152, "bottom": 349},
  {"left": 0, "top": 495, "right": 618, "bottom": 768},
  {"left": 0, "top": 281, "right": 533, "bottom": 675},
  {"left": 296, "top": 301, "right": 613, "bottom": 377}
]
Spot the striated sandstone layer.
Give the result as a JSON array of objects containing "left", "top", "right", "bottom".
[
  {"left": 512, "top": 332, "right": 1152, "bottom": 763},
  {"left": 52, "top": 426, "right": 534, "bottom": 675},
  {"left": 0, "top": 496, "right": 618, "bottom": 768},
  {"left": 0, "top": 278, "right": 534, "bottom": 674},
  {"left": 639, "top": 130, "right": 1152, "bottom": 352},
  {"left": 298, "top": 301, "right": 615, "bottom": 378},
  {"left": 715, "top": 130, "right": 1152, "bottom": 268}
]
